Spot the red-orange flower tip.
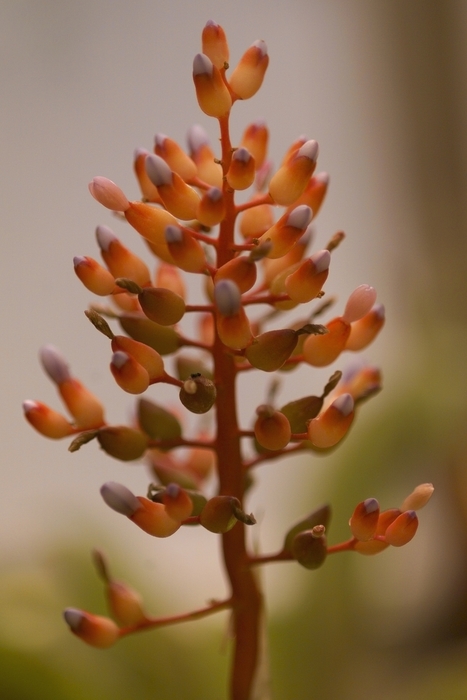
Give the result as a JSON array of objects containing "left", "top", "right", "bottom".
[
  {"left": 63, "top": 609, "right": 119, "bottom": 649},
  {"left": 100, "top": 481, "right": 141, "bottom": 516},
  {"left": 343, "top": 284, "right": 377, "bottom": 323},
  {"left": 88, "top": 177, "right": 129, "bottom": 212}
]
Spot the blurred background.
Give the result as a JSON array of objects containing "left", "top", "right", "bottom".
[{"left": 1, "top": 1, "right": 467, "bottom": 698}]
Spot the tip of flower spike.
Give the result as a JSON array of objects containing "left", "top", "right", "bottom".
[
  {"left": 88, "top": 177, "right": 129, "bottom": 212},
  {"left": 193, "top": 53, "right": 213, "bottom": 76},
  {"left": 100, "top": 482, "right": 141, "bottom": 516},
  {"left": 287, "top": 205, "right": 313, "bottom": 230},
  {"left": 145, "top": 154, "right": 172, "bottom": 187},
  {"left": 332, "top": 393, "right": 354, "bottom": 416},
  {"left": 95, "top": 224, "right": 117, "bottom": 251},
  {"left": 63, "top": 608, "right": 83, "bottom": 631},
  {"left": 214, "top": 279, "right": 241, "bottom": 316},
  {"left": 297, "top": 140, "right": 319, "bottom": 162},
  {"left": 187, "top": 124, "right": 210, "bottom": 153},
  {"left": 39, "top": 345, "right": 71, "bottom": 384}
]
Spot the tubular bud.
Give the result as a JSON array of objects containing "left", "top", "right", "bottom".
[
  {"left": 345, "top": 304, "right": 385, "bottom": 351},
  {"left": 97, "top": 426, "right": 148, "bottom": 461},
  {"left": 155, "top": 262, "right": 186, "bottom": 298},
  {"left": 107, "top": 581, "right": 146, "bottom": 625},
  {"left": 254, "top": 405, "right": 291, "bottom": 451},
  {"left": 123, "top": 201, "right": 176, "bottom": 262},
  {"left": 187, "top": 125, "right": 223, "bottom": 187},
  {"left": 59, "top": 378, "right": 105, "bottom": 429},
  {"left": 269, "top": 140, "right": 319, "bottom": 206},
  {"left": 88, "top": 177, "right": 129, "bottom": 212},
  {"left": 179, "top": 374, "right": 217, "bottom": 413},
  {"left": 73, "top": 256, "right": 116, "bottom": 296},
  {"left": 285, "top": 249, "right": 330, "bottom": 303},
  {"left": 199, "top": 496, "right": 238, "bottom": 533},
  {"left": 192, "top": 53, "right": 232, "bottom": 117},
  {"left": 245, "top": 329, "right": 298, "bottom": 371},
  {"left": 343, "top": 284, "right": 377, "bottom": 323},
  {"left": 145, "top": 154, "right": 200, "bottom": 220},
  {"left": 23, "top": 400, "right": 75, "bottom": 438},
  {"left": 229, "top": 40, "right": 269, "bottom": 99},
  {"left": 164, "top": 225, "right": 207, "bottom": 273},
  {"left": 111, "top": 336, "right": 164, "bottom": 380},
  {"left": 226, "top": 148, "right": 256, "bottom": 190},
  {"left": 110, "top": 351, "right": 150, "bottom": 394},
  {"left": 349, "top": 498, "right": 380, "bottom": 541},
  {"left": 336, "top": 365, "right": 382, "bottom": 403},
  {"left": 96, "top": 225, "right": 150, "bottom": 286},
  {"left": 384, "top": 510, "right": 419, "bottom": 547},
  {"left": 40, "top": 345, "right": 71, "bottom": 384},
  {"left": 259, "top": 205, "right": 313, "bottom": 259},
  {"left": 240, "top": 120, "right": 269, "bottom": 169},
  {"left": 202, "top": 20, "right": 229, "bottom": 69},
  {"left": 118, "top": 314, "right": 181, "bottom": 355},
  {"left": 214, "top": 256, "right": 257, "bottom": 293},
  {"left": 291, "top": 172, "right": 329, "bottom": 216},
  {"left": 100, "top": 481, "right": 142, "bottom": 516},
  {"left": 132, "top": 496, "right": 182, "bottom": 537},
  {"left": 133, "top": 148, "right": 161, "bottom": 202},
  {"left": 197, "top": 187, "right": 226, "bottom": 226},
  {"left": 302, "top": 317, "right": 351, "bottom": 366},
  {"left": 291, "top": 530, "right": 327, "bottom": 570},
  {"left": 63, "top": 609, "right": 119, "bottom": 649},
  {"left": 216, "top": 308, "right": 253, "bottom": 350},
  {"left": 138, "top": 287, "right": 186, "bottom": 326},
  {"left": 239, "top": 197, "right": 274, "bottom": 239},
  {"left": 400, "top": 483, "right": 434, "bottom": 512},
  {"left": 154, "top": 133, "right": 197, "bottom": 182},
  {"left": 184, "top": 440, "right": 215, "bottom": 481},
  {"left": 307, "top": 394, "right": 354, "bottom": 448},
  {"left": 162, "top": 483, "right": 193, "bottom": 520}
]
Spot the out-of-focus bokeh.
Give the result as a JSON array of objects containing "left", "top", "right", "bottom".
[{"left": 1, "top": 1, "right": 467, "bottom": 698}]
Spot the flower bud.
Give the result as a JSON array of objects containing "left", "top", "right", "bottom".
[
  {"left": 269, "top": 140, "right": 319, "bottom": 206},
  {"left": 245, "top": 329, "right": 298, "bottom": 371},
  {"left": 214, "top": 280, "right": 252, "bottom": 349},
  {"left": 137, "top": 398, "right": 182, "bottom": 442},
  {"left": 97, "top": 426, "right": 148, "bottom": 461},
  {"left": 183, "top": 439, "right": 215, "bottom": 482},
  {"left": 258, "top": 205, "right": 313, "bottom": 259},
  {"left": 196, "top": 187, "right": 226, "bottom": 226},
  {"left": 179, "top": 374, "right": 217, "bottom": 414},
  {"left": 229, "top": 40, "right": 269, "bottom": 99},
  {"left": 100, "top": 481, "right": 142, "bottom": 515},
  {"left": 59, "top": 378, "right": 105, "bottom": 429},
  {"left": 111, "top": 336, "right": 164, "bottom": 380},
  {"left": 110, "top": 351, "right": 150, "bottom": 394},
  {"left": 63, "top": 609, "right": 119, "bottom": 649},
  {"left": 384, "top": 510, "right": 419, "bottom": 547},
  {"left": 239, "top": 196, "right": 274, "bottom": 239},
  {"left": 343, "top": 285, "right": 377, "bottom": 323},
  {"left": 192, "top": 53, "right": 232, "bottom": 117},
  {"left": 345, "top": 304, "right": 385, "bottom": 351},
  {"left": 96, "top": 225, "right": 150, "bottom": 286},
  {"left": 400, "top": 483, "right": 434, "bottom": 512},
  {"left": 145, "top": 154, "right": 200, "bottom": 220},
  {"left": 118, "top": 314, "right": 181, "bottom": 355},
  {"left": 162, "top": 483, "right": 193, "bottom": 520},
  {"left": 187, "top": 125, "right": 223, "bottom": 187},
  {"left": 291, "top": 530, "right": 327, "bottom": 570},
  {"left": 202, "top": 20, "right": 229, "bottom": 69},
  {"left": 353, "top": 508, "right": 400, "bottom": 555},
  {"left": 302, "top": 317, "right": 351, "bottom": 367},
  {"left": 280, "top": 395, "right": 323, "bottom": 434},
  {"left": 23, "top": 400, "right": 75, "bottom": 438},
  {"left": 291, "top": 172, "right": 329, "bottom": 216},
  {"left": 214, "top": 256, "right": 257, "bottom": 293},
  {"left": 107, "top": 581, "right": 146, "bottom": 625},
  {"left": 88, "top": 177, "right": 129, "bottom": 212},
  {"left": 123, "top": 201, "right": 176, "bottom": 262},
  {"left": 154, "top": 133, "right": 197, "bottom": 181},
  {"left": 284, "top": 249, "right": 330, "bottom": 303},
  {"left": 131, "top": 496, "right": 182, "bottom": 537},
  {"left": 226, "top": 148, "right": 256, "bottom": 190},
  {"left": 155, "top": 262, "right": 186, "bottom": 298},
  {"left": 307, "top": 394, "right": 354, "bottom": 448},
  {"left": 138, "top": 287, "right": 186, "bottom": 326},
  {"left": 349, "top": 498, "right": 380, "bottom": 541},
  {"left": 199, "top": 496, "right": 238, "bottom": 533},
  {"left": 164, "top": 225, "right": 207, "bottom": 273},
  {"left": 73, "top": 256, "right": 116, "bottom": 296},
  {"left": 254, "top": 405, "right": 291, "bottom": 451},
  {"left": 240, "top": 120, "right": 269, "bottom": 169},
  {"left": 133, "top": 148, "right": 161, "bottom": 202}
]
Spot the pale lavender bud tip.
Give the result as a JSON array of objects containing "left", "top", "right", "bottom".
[
  {"left": 373, "top": 303, "right": 385, "bottom": 319},
  {"left": 63, "top": 608, "right": 83, "bottom": 630},
  {"left": 165, "top": 224, "right": 183, "bottom": 244},
  {"left": 252, "top": 40, "right": 268, "bottom": 56},
  {"left": 205, "top": 19, "right": 219, "bottom": 28},
  {"left": 287, "top": 205, "right": 313, "bottom": 230},
  {"left": 134, "top": 147, "right": 150, "bottom": 160},
  {"left": 332, "top": 393, "right": 354, "bottom": 416},
  {"left": 363, "top": 498, "right": 379, "bottom": 514},
  {"left": 298, "top": 223, "right": 315, "bottom": 247},
  {"left": 145, "top": 154, "right": 172, "bottom": 187},
  {"left": 214, "top": 279, "right": 241, "bottom": 316},
  {"left": 314, "top": 171, "right": 330, "bottom": 185},
  {"left": 96, "top": 225, "right": 117, "bottom": 251},
  {"left": 166, "top": 483, "right": 181, "bottom": 498},
  {"left": 187, "top": 124, "right": 210, "bottom": 153},
  {"left": 39, "top": 345, "right": 71, "bottom": 384},
  {"left": 22, "top": 400, "right": 38, "bottom": 413},
  {"left": 233, "top": 147, "right": 251, "bottom": 163},
  {"left": 297, "top": 139, "right": 319, "bottom": 162},
  {"left": 73, "top": 256, "right": 87, "bottom": 267},
  {"left": 100, "top": 481, "right": 141, "bottom": 516},
  {"left": 193, "top": 53, "right": 213, "bottom": 77},
  {"left": 207, "top": 186, "right": 222, "bottom": 202},
  {"left": 311, "top": 249, "right": 331, "bottom": 273},
  {"left": 111, "top": 351, "right": 130, "bottom": 369},
  {"left": 154, "top": 133, "right": 168, "bottom": 148}
]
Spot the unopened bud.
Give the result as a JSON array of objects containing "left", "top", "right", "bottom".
[
  {"left": 197, "top": 187, "right": 225, "bottom": 226},
  {"left": 245, "top": 329, "right": 298, "bottom": 371},
  {"left": 73, "top": 256, "right": 116, "bottom": 296},
  {"left": 88, "top": 177, "right": 129, "bottom": 212},
  {"left": 285, "top": 249, "right": 330, "bottom": 303},
  {"left": 226, "top": 148, "right": 255, "bottom": 190},
  {"left": 349, "top": 498, "right": 380, "bottom": 541},
  {"left": 96, "top": 225, "right": 150, "bottom": 286},
  {"left": 97, "top": 426, "right": 148, "bottom": 461},
  {"left": 291, "top": 172, "right": 329, "bottom": 216},
  {"left": 291, "top": 530, "right": 327, "bottom": 570},
  {"left": 154, "top": 133, "right": 197, "bottom": 182},
  {"left": 63, "top": 609, "right": 119, "bottom": 648},
  {"left": 258, "top": 205, "right": 312, "bottom": 259},
  {"left": 145, "top": 154, "right": 200, "bottom": 220},
  {"left": 179, "top": 374, "right": 217, "bottom": 414},
  {"left": 110, "top": 351, "right": 150, "bottom": 394},
  {"left": 400, "top": 483, "right": 434, "bottom": 512},
  {"left": 202, "top": 20, "right": 229, "bottom": 69},
  {"left": 239, "top": 196, "right": 274, "bottom": 239},
  {"left": 302, "top": 317, "right": 350, "bottom": 367},
  {"left": 229, "top": 40, "right": 269, "bottom": 99},
  {"left": 345, "top": 304, "right": 385, "bottom": 351},
  {"left": 343, "top": 284, "right": 377, "bottom": 323},
  {"left": 100, "top": 481, "right": 142, "bottom": 516},
  {"left": 214, "top": 256, "right": 257, "bottom": 294},
  {"left": 111, "top": 336, "right": 164, "bottom": 380},
  {"left": 23, "top": 400, "right": 75, "bottom": 439},
  {"left": 193, "top": 53, "right": 232, "bottom": 117},
  {"left": 384, "top": 510, "right": 419, "bottom": 547},
  {"left": 139, "top": 287, "right": 186, "bottom": 326},
  {"left": 118, "top": 314, "right": 181, "bottom": 356},
  {"left": 269, "top": 140, "right": 319, "bottom": 206},
  {"left": 187, "top": 125, "right": 223, "bottom": 187},
  {"left": 254, "top": 406, "right": 291, "bottom": 451},
  {"left": 164, "top": 225, "right": 207, "bottom": 273},
  {"left": 162, "top": 483, "right": 193, "bottom": 520},
  {"left": 240, "top": 120, "right": 269, "bottom": 169},
  {"left": 307, "top": 394, "right": 354, "bottom": 449},
  {"left": 133, "top": 148, "right": 161, "bottom": 202}
]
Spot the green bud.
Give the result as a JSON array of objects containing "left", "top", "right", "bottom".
[
  {"left": 118, "top": 315, "right": 181, "bottom": 355},
  {"left": 137, "top": 398, "right": 182, "bottom": 444},
  {"left": 97, "top": 426, "right": 148, "bottom": 461},
  {"left": 283, "top": 504, "right": 331, "bottom": 553},
  {"left": 245, "top": 329, "right": 298, "bottom": 371},
  {"left": 179, "top": 374, "right": 217, "bottom": 414},
  {"left": 280, "top": 395, "right": 323, "bottom": 433}
]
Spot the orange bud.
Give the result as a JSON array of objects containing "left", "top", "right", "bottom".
[
  {"left": 88, "top": 177, "right": 129, "bottom": 212},
  {"left": 63, "top": 609, "right": 119, "bottom": 649},
  {"left": 23, "top": 400, "right": 75, "bottom": 438},
  {"left": 214, "top": 280, "right": 253, "bottom": 350},
  {"left": 269, "top": 140, "right": 318, "bottom": 206},
  {"left": 59, "top": 378, "right": 105, "bottom": 429},
  {"left": 214, "top": 256, "right": 257, "bottom": 293},
  {"left": 239, "top": 197, "right": 274, "bottom": 239},
  {"left": 107, "top": 581, "right": 146, "bottom": 625},
  {"left": 254, "top": 405, "right": 291, "bottom": 450},
  {"left": 280, "top": 135, "right": 308, "bottom": 165},
  {"left": 240, "top": 120, "right": 269, "bottom": 169},
  {"left": 284, "top": 249, "right": 330, "bottom": 303},
  {"left": 290, "top": 172, "right": 329, "bottom": 217},
  {"left": 349, "top": 498, "right": 380, "bottom": 541},
  {"left": 262, "top": 228, "right": 312, "bottom": 287},
  {"left": 384, "top": 510, "right": 419, "bottom": 547},
  {"left": 110, "top": 351, "right": 149, "bottom": 394},
  {"left": 124, "top": 202, "right": 177, "bottom": 263},
  {"left": 400, "top": 483, "right": 434, "bottom": 512},
  {"left": 183, "top": 441, "right": 215, "bottom": 481},
  {"left": 336, "top": 365, "right": 382, "bottom": 402},
  {"left": 192, "top": 53, "right": 232, "bottom": 117},
  {"left": 96, "top": 226, "right": 150, "bottom": 286},
  {"left": 133, "top": 148, "right": 161, "bottom": 202},
  {"left": 202, "top": 20, "right": 229, "bottom": 69},
  {"left": 258, "top": 205, "right": 313, "bottom": 259},
  {"left": 162, "top": 483, "right": 193, "bottom": 520},
  {"left": 199, "top": 496, "right": 238, "bottom": 533},
  {"left": 187, "top": 125, "right": 223, "bottom": 187},
  {"left": 226, "top": 148, "right": 256, "bottom": 190},
  {"left": 132, "top": 496, "right": 181, "bottom": 537},
  {"left": 154, "top": 133, "right": 197, "bottom": 181},
  {"left": 307, "top": 394, "right": 354, "bottom": 448},
  {"left": 145, "top": 154, "right": 200, "bottom": 220},
  {"left": 302, "top": 317, "right": 350, "bottom": 366},
  {"left": 97, "top": 427, "right": 148, "bottom": 461},
  {"left": 154, "top": 262, "right": 186, "bottom": 299},
  {"left": 245, "top": 329, "right": 298, "bottom": 371},
  {"left": 229, "top": 40, "right": 269, "bottom": 99},
  {"left": 353, "top": 508, "right": 399, "bottom": 555},
  {"left": 345, "top": 304, "right": 385, "bottom": 351},
  {"left": 197, "top": 187, "right": 226, "bottom": 226},
  {"left": 139, "top": 287, "right": 186, "bottom": 326},
  {"left": 164, "top": 225, "right": 207, "bottom": 273},
  {"left": 73, "top": 256, "right": 116, "bottom": 296},
  {"left": 342, "top": 284, "right": 377, "bottom": 323}
]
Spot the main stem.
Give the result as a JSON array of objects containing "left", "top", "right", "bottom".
[{"left": 214, "top": 114, "right": 263, "bottom": 700}]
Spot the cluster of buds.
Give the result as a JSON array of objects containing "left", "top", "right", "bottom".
[{"left": 24, "top": 20, "right": 432, "bottom": 700}]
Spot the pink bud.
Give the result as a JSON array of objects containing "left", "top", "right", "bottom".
[{"left": 88, "top": 177, "right": 129, "bottom": 211}]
